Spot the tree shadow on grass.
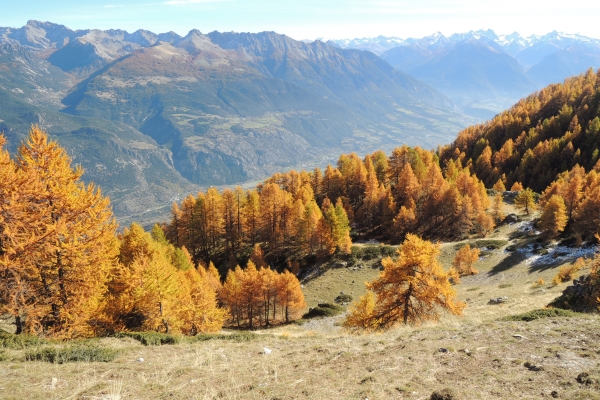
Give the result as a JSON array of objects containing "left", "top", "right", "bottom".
[{"left": 489, "top": 251, "right": 529, "bottom": 275}]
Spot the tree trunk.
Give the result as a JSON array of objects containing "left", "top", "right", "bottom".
[
  {"left": 403, "top": 283, "right": 413, "bottom": 325},
  {"left": 15, "top": 315, "right": 23, "bottom": 335}
]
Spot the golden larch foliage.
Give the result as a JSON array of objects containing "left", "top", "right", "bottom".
[
  {"left": 539, "top": 195, "right": 568, "bottom": 239},
  {"left": 451, "top": 244, "right": 480, "bottom": 276},
  {"left": 1, "top": 126, "right": 118, "bottom": 338},
  {"left": 552, "top": 257, "right": 585, "bottom": 285},
  {"left": 344, "top": 234, "right": 465, "bottom": 330}
]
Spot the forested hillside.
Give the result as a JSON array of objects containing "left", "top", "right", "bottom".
[
  {"left": 0, "top": 127, "right": 304, "bottom": 337},
  {"left": 5, "top": 70, "right": 600, "bottom": 339},
  {"left": 441, "top": 68, "right": 600, "bottom": 192}
]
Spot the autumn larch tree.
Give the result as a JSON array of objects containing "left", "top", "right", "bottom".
[
  {"left": 491, "top": 193, "right": 505, "bottom": 223},
  {"left": 3, "top": 126, "right": 118, "bottom": 338},
  {"left": 514, "top": 188, "right": 536, "bottom": 215},
  {"left": 451, "top": 244, "right": 480, "bottom": 277},
  {"left": 539, "top": 195, "right": 568, "bottom": 239},
  {"left": 106, "top": 223, "right": 227, "bottom": 334},
  {"left": 344, "top": 234, "right": 465, "bottom": 330}
]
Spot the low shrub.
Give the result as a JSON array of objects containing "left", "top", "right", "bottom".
[
  {"left": 0, "top": 332, "right": 48, "bottom": 349},
  {"left": 500, "top": 308, "right": 579, "bottom": 322},
  {"left": 190, "top": 332, "right": 258, "bottom": 343},
  {"left": 351, "top": 245, "right": 397, "bottom": 260},
  {"left": 553, "top": 258, "right": 585, "bottom": 285},
  {"left": 334, "top": 294, "right": 353, "bottom": 304},
  {"left": 380, "top": 245, "right": 397, "bottom": 258},
  {"left": 302, "top": 303, "right": 344, "bottom": 319},
  {"left": 25, "top": 343, "right": 117, "bottom": 363},
  {"left": 115, "top": 332, "right": 182, "bottom": 346},
  {"left": 532, "top": 278, "right": 545, "bottom": 288},
  {"left": 455, "top": 240, "right": 508, "bottom": 251}
]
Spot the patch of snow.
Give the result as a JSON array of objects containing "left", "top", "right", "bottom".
[{"left": 516, "top": 243, "right": 595, "bottom": 267}]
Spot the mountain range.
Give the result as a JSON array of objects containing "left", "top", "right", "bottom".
[
  {"left": 0, "top": 20, "right": 471, "bottom": 224},
  {"left": 329, "top": 30, "right": 600, "bottom": 118}
]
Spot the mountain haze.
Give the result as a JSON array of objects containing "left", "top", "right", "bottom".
[
  {"left": 333, "top": 30, "right": 600, "bottom": 119},
  {"left": 0, "top": 21, "right": 471, "bottom": 223}
]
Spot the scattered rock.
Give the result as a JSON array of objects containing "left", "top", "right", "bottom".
[
  {"left": 136, "top": 357, "right": 144, "bottom": 362},
  {"left": 430, "top": 388, "right": 458, "bottom": 400},
  {"left": 438, "top": 348, "right": 449, "bottom": 353},
  {"left": 513, "top": 334, "right": 527, "bottom": 339},
  {"left": 504, "top": 213, "right": 519, "bottom": 223},
  {"left": 549, "top": 274, "right": 597, "bottom": 312},
  {"left": 263, "top": 347, "right": 272, "bottom": 355},
  {"left": 488, "top": 296, "right": 508, "bottom": 305},
  {"left": 551, "top": 390, "right": 559, "bottom": 398},
  {"left": 577, "top": 372, "right": 598, "bottom": 385},
  {"left": 524, "top": 361, "right": 544, "bottom": 371}
]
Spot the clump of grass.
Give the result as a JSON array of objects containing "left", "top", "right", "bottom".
[
  {"left": 499, "top": 283, "right": 513, "bottom": 289},
  {"left": 0, "top": 349, "right": 7, "bottom": 361},
  {"left": 25, "top": 343, "right": 117, "bottom": 363},
  {"left": 553, "top": 258, "right": 585, "bottom": 285},
  {"left": 115, "top": 332, "right": 182, "bottom": 346},
  {"left": 190, "top": 332, "right": 258, "bottom": 343},
  {"left": 334, "top": 293, "right": 353, "bottom": 304},
  {"left": 302, "top": 303, "right": 344, "bottom": 319},
  {"left": 0, "top": 332, "right": 48, "bottom": 349},
  {"left": 499, "top": 308, "right": 580, "bottom": 322}
]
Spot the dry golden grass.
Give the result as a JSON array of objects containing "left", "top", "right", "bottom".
[{"left": 2, "top": 312, "right": 600, "bottom": 399}]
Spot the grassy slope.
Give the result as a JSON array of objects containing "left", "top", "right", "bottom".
[{"left": 2, "top": 200, "right": 600, "bottom": 399}]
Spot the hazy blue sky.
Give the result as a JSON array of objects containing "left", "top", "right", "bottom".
[{"left": 2, "top": 0, "right": 599, "bottom": 40}]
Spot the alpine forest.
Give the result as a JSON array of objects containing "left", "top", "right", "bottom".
[{"left": 3, "top": 68, "right": 600, "bottom": 337}]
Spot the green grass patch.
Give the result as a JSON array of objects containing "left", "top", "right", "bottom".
[
  {"left": 500, "top": 308, "right": 581, "bottom": 322},
  {"left": 25, "top": 343, "right": 117, "bottom": 363},
  {"left": 499, "top": 284, "right": 513, "bottom": 288},
  {"left": 0, "top": 332, "right": 48, "bottom": 349},
  {"left": 0, "top": 349, "right": 7, "bottom": 361}
]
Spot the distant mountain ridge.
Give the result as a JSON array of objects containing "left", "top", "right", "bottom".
[
  {"left": 329, "top": 30, "right": 600, "bottom": 119},
  {"left": 0, "top": 20, "right": 471, "bottom": 225}
]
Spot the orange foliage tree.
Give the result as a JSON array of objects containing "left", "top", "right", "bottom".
[
  {"left": 220, "top": 262, "right": 306, "bottom": 327},
  {"left": 104, "top": 223, "right": 227, "bottom": 334},
  {"left": 0, "top": 126, "right": 118, "bottom": 338},
  {"left": 451, "top": 244, "right": 480, "bottom": 279},
  {"left": 344, "top": 234, "right": 465, "bottom": 330}
]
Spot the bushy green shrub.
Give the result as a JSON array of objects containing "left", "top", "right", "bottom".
[
  {"left": 351, "top": 245, "right": 397, "bottom": 260},
  {"left": 302, "top": 303, "right": 344, "bottom": 319},
  {"left": 25, "top": 344, "right": 117, "bottom": 363},
  {"left": 0, "top": 332, "right": 48, "bottom": 349}
]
